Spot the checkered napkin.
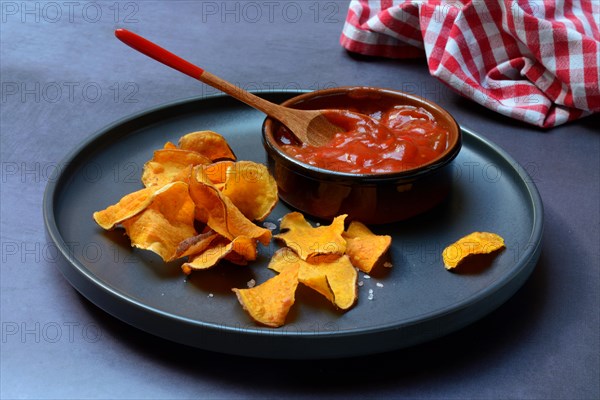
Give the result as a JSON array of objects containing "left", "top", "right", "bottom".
[{"left": 340, "top": 1, "right": 600, "bottom": 128}]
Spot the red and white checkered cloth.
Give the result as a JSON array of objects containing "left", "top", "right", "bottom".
[{"left": 340, "top": 1, "right": 600, "bottom": 128}]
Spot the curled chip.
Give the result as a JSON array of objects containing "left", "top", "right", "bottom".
[
  {"left": 141, "top": 148, "right": 211, "bottom": 187},
  {"left": 196, "top": 160, "right": 235, "bottom": 185},
  {"left": 178, "top": 131, "right": 236, "bottom": 161},
  {"left": 442, "top": 231, "right": 505, "bottom": 270},
  {"left": 181, "top": 235, "right": 258, "bottom": 274},
  {"left": 171, "top": 230, "right": 220, "bottom": 260},
  {"left": 93, "top": 186, "right": 159, "bottom": 230},
  {"left": 189, "top": 169, "right": 272, "bottom": 246},
  {"left": 221, "top": 161, "right": 278, "bottom": 222},
  {"left": 274, "top": 212, "right": 347, "bottom": 262},
  {"left": 120, "top": 181, "right": 197, "bottom": 262},
  {"left": 268, "top": 248, "right": 358, "bottom": 310},
  {"left": 343, "top": 221, "right": 392, "bottom": 273},
  {"left": 232, "top": 263, "right": 300, "bottom": 327}
]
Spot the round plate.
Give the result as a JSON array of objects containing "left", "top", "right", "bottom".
[{"left": 43, "top": 92, "right": 543, "bottom": 359}]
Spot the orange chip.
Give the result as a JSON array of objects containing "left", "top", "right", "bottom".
[
  {"left": 120, "top": 181, "right": 197, "bottom": 262},
  {"left": 93, "top": 186, "right": 159, "bottom": 230},
  {"left": 171, "top": 230, "right": 220, "bottom": 260},
  {"left": 169, "top": 164, "right": 194, "bottom": 185},
  {"left": 181, "top": 235, "right": 257, "bottom": 274},
  {"left": 343, "top": 221, "right": 392, "bottom": 273},
  {"left": 189, "top": 169, "right": 272, "bottom": 245},
  {"left": 163, "top": 141, "right": 178, "bottom": 149},
  {"left": 178, "top": 131, "right": 236, "bottom": 161},
  {"left": 196, "top": 160, "right": 235, "bottom": 185},
  {"left": 442, "top": 231, "right": 505, "bottom": 270},
  {"left": 221, "top": 161, "right": 278, "bottom": 222},
  {"left": 141, "top": 148, "right": 211, "bottom": 188},
  {"left": 268, "top": 248, "right": 358, "bottom": 310},
  {"left": 274, "top": 212, "right": 347, "bottom": 262},
  {"left": 232, "top": 263, "right": 300, "bottom": 327}
]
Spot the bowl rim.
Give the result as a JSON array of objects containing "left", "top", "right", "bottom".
[{"left": 262, "top": 86, "right": 462, "bottom": 183}]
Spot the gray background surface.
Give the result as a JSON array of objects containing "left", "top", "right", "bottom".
[{"left": 1, "top": 1, "right": 598, "bottom": 399}]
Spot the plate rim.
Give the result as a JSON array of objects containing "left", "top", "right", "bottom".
[{"left": 43, "top": 91, "right": 544, "bottom": 358}]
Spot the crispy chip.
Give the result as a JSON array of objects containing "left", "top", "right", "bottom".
[
  {"left": 274, "top": 212, "right": 347, "bottom": 262},
  {"left": 169, "top": 164, "right": 194, "bottom": 185},
  {"left": 189, "top": 170, "right": 272, "bottom": 245},
  {"left": 141, "top": 148, "right": 211, "bottom": 187},
  {"left": 93, "top": 186, "right": 159, "bottom": 230},
  {"left": 268, "top": 248, "right": 358, "bottom": 310},
  {"left": 178, "top": 131, "right": 236, "bottom": 161},
  {"left": 196, "top": 160, "right": 236, "bottom": 185},
  {"left": 232, "top": 263, "right": 300, "bottom": 327},
  {"left": 181, "top": 235, "right": 257, "bottom": 274},
  {"left": 171, "top": 230, "right": 220, "bottom": 260},
  {"left": 442, "top": 231, "right": 505, "bottom": 270},
  {"left": 120, "top": 182, "right": 197, "bottom": 261},
  {"left": 221, "top": 161, "right": 278, "bottom": 222},
  {"left": 343, "top": 221, "right": 392, "bottom": 273},
  {"left": 163, "top": 141, "right": 178, "bottom": 149}
]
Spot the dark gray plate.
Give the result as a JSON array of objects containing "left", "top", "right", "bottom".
[{"left": 43, "top": 92, "right": 543, "bottom": 359}]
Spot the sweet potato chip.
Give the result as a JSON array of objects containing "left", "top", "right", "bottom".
[
  {"left": 178, "top": 131, "right": 236, "bottom": 161},
  {"left": 274, "top": 212, "right": 347, "bottom": 262},
  {"left": 181, "top": 235, "right": 257, "bottom": 274},
  {"left": 196, "top": 160, "right": 236, "bottom": 185},
  {"left": 93, "top": 186, "right": 159, "bottom": 230},
  {"left": 268, "top": 248, "right": 358, "bottom": 310},
  {"left": 221, "top": 161, "right": 278, "bottom": 222},
  {"left": 141, "top": 148, "right": 211, "bottom": 187},
  {"left": 442, "top": 231, "right": 505, "bottom": 270},
  {"left": 169, "top": 164, "right": 194, "bottom": 185},
  {"left": 232, "top": 263, "right": 300, "bottom": 327},
  {"left": 171, "top": 230, "right": 220, "bottom": 260},
  {"left": 163, "top": 141, "right": 178, "bottom": 149},
  {"left": 189, "top": 170, "right": 272, "bottom": 245},
  {"left": 120, "top": 182, "right": 197, "bottom": 261},
  {"left": 343, "top": 221, "right": 392, "bottom": 273}
]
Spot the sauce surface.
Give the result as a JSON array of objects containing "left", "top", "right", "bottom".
[{"left": 277, "top": 103, "right": 449, "bottom": 174}]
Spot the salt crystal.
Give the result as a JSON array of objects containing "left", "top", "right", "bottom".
[
  {"left": 208, "top": 293, "right": 214, "bottom": 298},
  {"left": 376, "top": 282, "right": 384, "bottom": 288},
  {"left": 358, "top": 281, "right": 364, "bottom": 287},
  {"left": 247, "top": 279, "right": 256, "bottom": 288},
  {"left": 363, "top": 274, "right": 371, "bottom": 279},
  {"left": 368, "top": 289, "right": 374, "bottom": 300},
  {"left": 383, "top": 261, "right": 393, "bottom": 268},
  {"left": 262, "top": 221, "right": 277, "bottom": 230}
]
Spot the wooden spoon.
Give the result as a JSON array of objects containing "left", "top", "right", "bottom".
[{"left": 115, "top": 28, "right": 347, "bottom": 147}]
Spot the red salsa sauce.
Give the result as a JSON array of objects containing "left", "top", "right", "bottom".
[{"left": 276, "top": 101, "right": 450, "bottom": 174}]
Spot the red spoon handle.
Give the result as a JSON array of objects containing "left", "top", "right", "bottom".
[{"left": 115, "top": 28, "right": 204, "bottom": 79}]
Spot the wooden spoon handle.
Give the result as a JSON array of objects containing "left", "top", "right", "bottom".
[
  {"left": 114, "top": 29, "right": 285, "bottom": 119},
  {"left": 115, "top": 28, "right": 204, "bottom": 79}
]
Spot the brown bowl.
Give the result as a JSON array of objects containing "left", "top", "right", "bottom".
[{"left": 262, "top": 87, "right": 461, "bottom": 225}]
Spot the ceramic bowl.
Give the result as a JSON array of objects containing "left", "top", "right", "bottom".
[{"left": 262, "top": 87, "right": 461, "bottom": 224}]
